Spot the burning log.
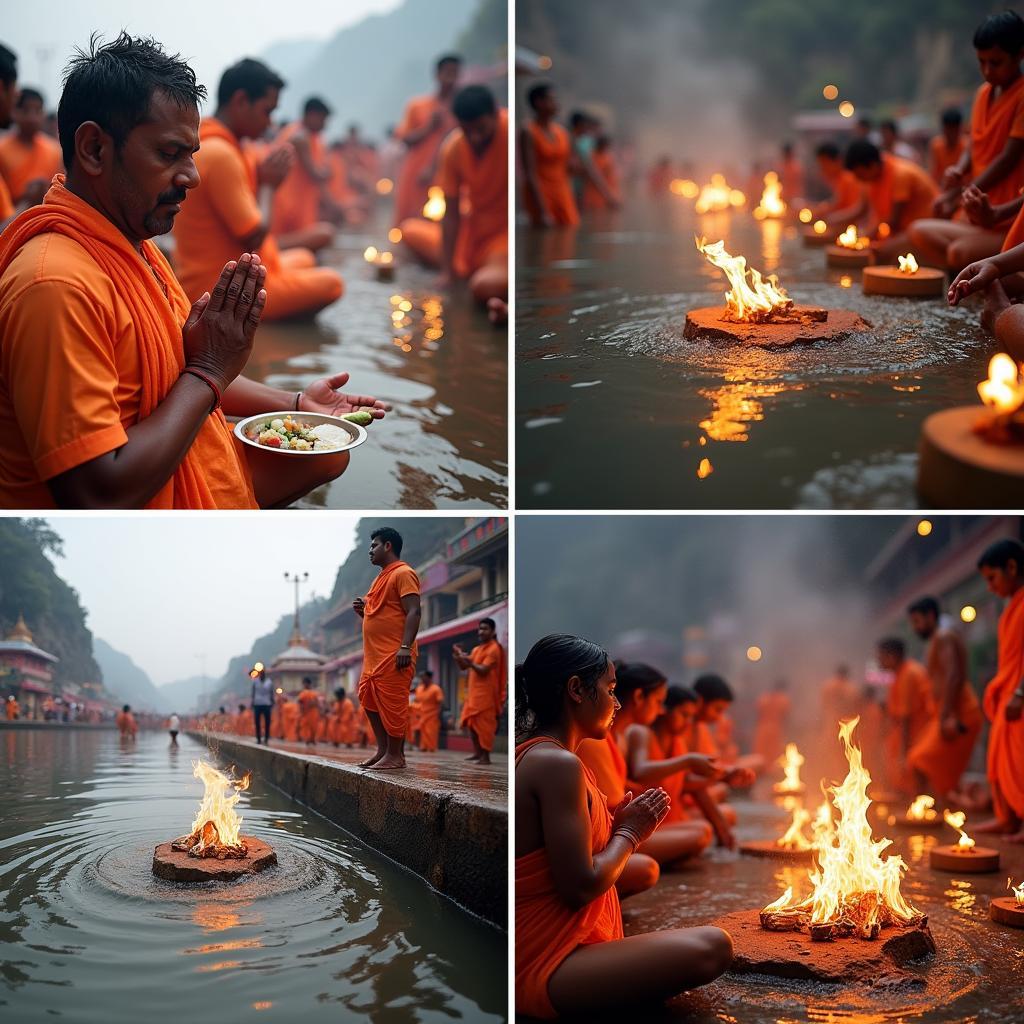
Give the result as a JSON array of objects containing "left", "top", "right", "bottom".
[{"left": 171, "top": 820, "right": 248, "bottom": 860}]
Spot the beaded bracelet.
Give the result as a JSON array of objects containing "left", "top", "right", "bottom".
[{"left": 181, "top": 366, "right": 222, "bottom": 412}]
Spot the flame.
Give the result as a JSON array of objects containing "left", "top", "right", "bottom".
[
  {"left": 760, "top": 718, "right": 923, "bottom": 938},
  {"left": 1009, "top": 877, "right": 1024, "bottom": 906},
  {"left": 753, "top": 171, "right": 786, "bottom": 220},
  {"left": 773, "top": 742, "right": 805, "bottom": 793},
  {"left": 694, "top": 173, "right": 738, "bottom": 214},
  {"left": 943, "top": 809, "right": 976, "bottom": 851},
  {"left": 375, "top": 177, "right": 394, "bottom": 195},
  {"left": 695, "top": 236, "right": 793, "bottom": 322},
  {"left": 670, "top": 178, "right": 700, "bottom": 199},
  {"left": 836, "top": 224, "right": 869, "bottom": 250},
  {"left": 897, "top": 253, "right": 919, "bottom": 274},
  {"left": 906, "top": 794, "right": 938, "bottom": 822},
  {"left": 379, "top": 251, "right": 394, "bottom": 265},
  {"left": 778, "top": 806, "right": 813, "bottom": 850},
  {"left": 172, "top": 760, "right": 251, "bottom": 858},
  {"left": 422, "top": 186, "right": 446, "bottom": 221},
  {"left": 697, "top": 457, "right": 713, "bottom": 479},
  {"left": 978, "top": 353, "right": 1024, "bottom": 414}
]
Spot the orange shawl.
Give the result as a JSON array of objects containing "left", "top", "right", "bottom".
[{"left": 983, "top": 587, "right": 1024, "bottom": 818}]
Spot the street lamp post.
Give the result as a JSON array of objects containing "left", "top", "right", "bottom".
[{"left": 284, "top": 571, "right": 310, "bottom": 640}]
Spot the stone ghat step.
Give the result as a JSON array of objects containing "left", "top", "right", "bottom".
[{"left": 190, "top": 733, "right": 506, "bottom": 929}]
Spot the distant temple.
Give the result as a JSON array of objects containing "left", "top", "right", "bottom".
[{"left": 0, "top": 614, "right": 58, "bottom": 719}]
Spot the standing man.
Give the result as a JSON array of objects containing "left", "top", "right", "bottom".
[
  {"left": 0, "top": 87, "right": 62, "bottom": 206},
  {"left": 168, "top": 712, "right": 180, "bottom": 745},
  {"left": 297, "top": 677, "right": 321, "bottom": 748},
  {"left": 116, "top": 704, "right": 138, "bottom": 740},
  {"left": 251, "top": 667, "right": 274, "bottom": 745},
  {"left": 877, "top": 637, "right": 934, "bottom": 793},
  {"left": 5, "top": 694, "right": 19, "bottom": 720},
  {"left": 415, "top": 670, "right": 445, "bottom": 753},
  {"left": 354, "top": 527, "right": 422, "bottom": 770},
  {"left": 454, "top": 618, "right": 506, "bottom": 765}
]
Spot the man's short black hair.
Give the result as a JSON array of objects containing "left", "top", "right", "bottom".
[
  {"left": 878, "top": 637, "right": 905, "bottom": 659},
  {"left": 816, "top": 141, "right": 840, "bottom": 160},
  {"left": 526, "top": 81, "right": 552, "bottom": 111},
  {"left": 370, "top": 526, "right": 404, "bottom": 556},
  {"left": 216, "top": 57, "right": 284, "bottom": 109},
  {"left": 693, "top": 673, "right": 734, "bottom": 703},
  {"left": 302, "top": 676, "right": 313, "bottom": 687},
  {"left": 436, "top": 54, "right": 462, "bottom": 72},
  {"left": 941, "top": 107, "right": 963, "bottom": 127},
  {"left": 423, "top": 669, "right": 434, "bottom": 679},
  {"left": 0, "top": 43, "right": 16, "bottom": 88},
  {"left": 452, "top": 84, "right": 496, "bottom": 122},
  {"left": 880, "top": 119, "right": 898, "bottom": 134},
  {"left": 974, "top": 11, "right": 1024, "bottom": 53},
  {"left": 664, "top": 684, "right": 697, "bottom": 709},
  {"left": 908, "top": 595, "right": 940, "bottom": 619},
  {"left": 845, "top": 139, "right": 882, "bottom": 170},
  {"left": 16, "top": 87, "right": 43, "bottom": 108},
  {"left": 122, "top": 704, "right": 130, "bottom": 712},
  {"left": 569, "top": 110, "right": 588, "bottom": 130},
  {"left": 978, "top": 537, "right": 1024, "bottom": 570},
  {"left": 480, "top": 617, "right": 496, "bottom": 629},
  {"left": 303, "top": 96, "right": 330, "bottom": 117},
  {"left": 58, "top": 32, "right": 206, "bottom": 169}
]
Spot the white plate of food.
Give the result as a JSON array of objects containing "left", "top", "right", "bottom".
[{"left": 234, "top": 411, "right": 370, "bottom": 455}]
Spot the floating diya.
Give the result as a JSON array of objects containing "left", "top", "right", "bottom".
[
  {"left": 685, "top": 237, "right": 870, "bottom": 348},
  {"left": 863, "top": 252, "right": 945, "bottom": 297},
  {"left": 740, "top": 801, "right": 824, "bottom": 862},
  {"left": 363, "top": 245, "right": 396, "bottom": 281},
  {"left": 917, "top": 353, "right": 1024, "bottom": 506},
  {"left": 929, "top": 809, "right": 1000, "bottom": 873},
  {"left": 752, "top": 171, "right": 786, "bottom": 220},
  {"left": 772, "top": 742, "right": 806, "bottom": 797},
  {"left": 891, "top": 793, "right": 943, "bottom": 829},
  {"left": 802, "top": 218, "right": 832, "bottom": 247},
  {"left": 152, "top": 760, "right": 277, "bottom": 882},
  {"left": 990, "top": 877, "right": 1024, "bottom": 928},
  {"left": 826, "top": 224, "right": 873, "bottom": 269}
]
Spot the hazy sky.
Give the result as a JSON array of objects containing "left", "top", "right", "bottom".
[
  {"left": 48, "top": 516, "right": 362, "bottom": 686},
  {"left": 3, "top": 0, "right": 403, "bottom": 107}
]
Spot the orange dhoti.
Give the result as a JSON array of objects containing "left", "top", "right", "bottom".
[
  {"left": 984, "top": 588, "right": 1024, "bottom": 820},
  {"left": 522, "top": 120, "right": 579, "bottom": 227},
  {"left": 416, "top": 682, "right": 444, "bottom": 752},
  {"left": 907, "top": 695, "right": 982, "bottom": 796},
  {"left": 459, "top": 638, "right": 507, "bottom": 751},
  {"left": 280, "top": 702, "right": 300, "bottom": 742},
  {"left": 969, "top": 77, "right": 1024, "bottom": 209}
]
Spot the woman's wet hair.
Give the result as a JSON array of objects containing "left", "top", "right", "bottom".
[
  {"left": 615, "top": 661, "right": 668, "bottom": 707},
  {"left": 516, "top": 634, "right": 608, "bottom": 737}
]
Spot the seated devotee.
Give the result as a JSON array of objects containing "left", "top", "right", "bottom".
[
  {"left": 752, "top": 679, "right": 790, "bottom": 766},
  {"left": 269, "top": 97, "right": 341, "bottom": 252},
  {"left": 172, "top": 57, "right": 345, "bottom": 322},
  {"left": 973, "top": 539, "right": 1024, "bottom": 841},
  {"left": 910, "top": 12, "right": 1024, "bottom": 268},
  {"left": 393, "top": 54, "right": 460, "bottom": 226},
  {"left": 400, "top": 85, "right": 508, "bottom": 324},
  {"left": 877, "top": 637, "right": 935, "bottom": 794},
  {"left": 582, "top": 135, "right": 621, "bottom": 211},
  {"left": 844, "top": 140, "right": 938, "bottom": 263},
  {"left": 811, "top": 142, "right": 865, "bottom": 226},
  {"left": 929, "top": 108, "right": 966, "bottom": 187},
  {"left": 879, "top": 119, "right": 920, "bottom": 164},
  {"left": 0, "top": 87, "right": 62, "bottom": 205},
  {"left": 515, "top": 635, "right": 733, "bottom": 1019},
  {"left": 0, "top": 35, "right": 387, "bottom": 510},
  {"left": 325, "top": 139, "right": 368, "bottom": 225},
  {"left": 778, "top": 141, "right": 804, "bottom": 202},
  {"left": 520, "top": 82, "right": 579, "bottom": 227},
  {"left": 650, "top": 686, "right": 712, "bottom": 825},
  {"left": 905, "top": 596, "right": 982, "bottom": 803}
]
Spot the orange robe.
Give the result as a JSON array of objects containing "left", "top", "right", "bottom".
[
  {"left": 459, "top": 638, "right": 507, "bottom": 752},
  {"left": 928, "top": 134, "right": 965, "bottom": 186},
  {"left": 416, "top": 682, "right": 444, "bottom": 752},
  {"left": 327, "top": 150, "right": 358, "bottom": 206},
  {"left": 394, "top": 94, "right": 456, "bottom": 224},
  {"left": 885, "top": 658, "right": 935, "bottom": 790},
  {"left": 715, "top": 712, "right": 740, "bottom": 763},
  {"left": 582, "top": 150, "right": 620, "bottom": 211},
  {"left": 0, "top": 178, "right": 258, "bottom": 509},
  {"left": 823, "top": 168, "right": 864, "bottom": 211},
  {"left": 637, "top": 728, "right": 692, "bottom": 824},
  {"left": 577, "top": 732, "right": 643, "bottom": 807},
  {"left": 522, "top": 120, "right": 579, "bottom": 227},
  {"left": 328, "top": 696, "right": 355, "bottom": 745},
  {"left": 270, "top": 698, "right": 285, "bottom": 739},
  {"left": 271, "top": 122, "right": 328, "bottom": 235},
  {"left": 172, "top": 118, "right": 343, "bottom": 322},
  {"left": 116, "top": 711, "right": 137, "bottom": 737},
  {"left": 688, "top": 719, "right": 721, "bottom": 758},
  {"left": 236, "top": 709, "right": 254, "bottom": 736},
  {"left": 867, "top": 153, "right": 939, "bottom": 231},
  {"left": 983, "top": 587, "right": 1024, "bottom": 820},
  {"left": 5, "top": 699, "right": 19, "bottom": 720},
  {"left": 407, "top": 691, "right": 422, "bottom": 742},
  {"left": 752, "top": 692, "right": 790, "bottom": 764},
  {"left": 968, "top": 76, "right": 1024, "bottom": 208},
  {"left": 0, "top": 132, "right": 62, "bottom": 202},
  {"left": 280, "top": 700, "right": 300, "bottom": 742},
  {"left": 297, "top": 688, "right": 320, "bottom": 742},
  {"left": 515, "top": 736, "right": 623, "bottom": 1020},
  {"left": 0, "top": 175, "right": 12, "bottom": 220},
  {"left": 357, "top": 560, "right": 420, "bottom": 738}
]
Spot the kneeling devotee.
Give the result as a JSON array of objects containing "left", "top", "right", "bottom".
[
  {"left": 516, "top": 635, "right": 733, "bottom": 1019},
  {"left": 400, "top": 85, "right": 508, "bottom": 323},
  {"left": 173, "top": 58, "right": 344, "bottom": 321},
  {"left": 0, "top": 35, "right": 387, "bottom": 509},
  {"left": 454, "top": 617, "right": 507, "bottom": 765},
  {"left": 354, "top": 527, "right": 422, "bottom": 771}
]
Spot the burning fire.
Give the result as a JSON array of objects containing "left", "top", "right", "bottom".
[
  {"left": 943, "top": 809, "right": 976, "bottom": 851},
  {"left": 1009, "top": 878, "right": 1024, "bottom": 907},
  {"left": 906, "top": 794, "right": 938, "bottom": 822},
  {"left": 978, "top": 353, "right": 1024, "bottom": 414},
  {"left": 422, "top": 186, "right": 446, "bottom": 222},
  {"left": 836, "top": 225, "right": 869, "bottom": 251},
  {"left": 753, "top": 172, "right": 786, "bottom": 220},
  {"left": 172, "top": 760, "right": 251, "bottom": 860},
  {"left": 670, "top": 178, "right": 700, "bottom": 199},
  {"left": 773, "top": 742, "right": 806, "bottom": 794},
  {"left": 760, "top": 718, "right": 924, "bottom": 940},
  {"left": 897, "top": 253, "right": 919, "bottom": 274},
  {"left": 694, "top": 174, "right": 745, "bottom": 214},
  {"left": 778, "top": 806, "right": 813, "bottom": 850},
  {"left": 696, "top": 236, "right": 793, "bottom": 322}
]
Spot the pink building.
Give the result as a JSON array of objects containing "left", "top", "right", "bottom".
[{"left": 0, "top": 614, "right": 58, "bottom": 720}]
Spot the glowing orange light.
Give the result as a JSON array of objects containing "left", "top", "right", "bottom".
[
  {"left": 823, "top": 84, "right": 839, "bottom": 100},
  {"left": 375, "top": 178, "right": 394, "bottom": 195},
  {"left": 838, "top": 101, "right": 855, "bottom": 118}
]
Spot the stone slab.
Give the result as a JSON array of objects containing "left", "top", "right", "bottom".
[
  {"left": 152, "top": 836, "right": 276, "bottom": 882},
  {"left": 683, "top": 306, "right": 871, "bottom": 348},
  {"left": 990, "top": 896, "right": 1024, "bottom": 927}
]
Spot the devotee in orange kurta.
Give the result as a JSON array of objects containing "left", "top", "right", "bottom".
[
  {"left": 929, "top": 130, "right": 966, "bottom": 188},
  {"left": 455, "top": 619, "right": 506, "bottom": 762},
  {"left": 297, "top": 682, "right": 321, "bottom": 745},
  {"left": 280, "top": 697, "right": 300, "bottom": 742},
  {"left": 863, "top": 152, "right": 939, "bottom": 231},
  {"left": 0, "top": 88, "right": 62, "bottom": 202},
  {"left": 270, "top": 101, "right": 335, "bottom": 239},
  {"left": 329, "top": 692, "right": 356, "bottom": 746},
  {"left": 581, "top": 141, "right": 620, "bottom": 211},
  {"left": 521, "top": 83, "right": 579, "bottom": 227},
  {"left": 965, "top": 74, "right": 1024, "bottom": 209},
  {"left": 415, "top": 675, "right": 444, "bottom": 752},
  {"left": 116, "top": 706, "right": 138, "bottom": 738},
  {"left": 752, "top": 687, "right": 790, "bottom": 764},
  {"left": 5, "top": 697, "right": 19, "bottom": 720},
  {"left": 235, "top": 705, "right": 254, "bottom": 737},
  {"left": 878, "top": 639, "right": 935, "bottom": 791}
]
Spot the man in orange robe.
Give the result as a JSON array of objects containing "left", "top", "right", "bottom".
[
  {"left": 906, "top": 596, "right": 983, "bottom": 800},
  {"left": 328, "top": 687, "right": 356, "bottom": 747},
  {"left": 845, "top": 142, "right": 939, "bottom": 263},
  {"left": 393, "top": 55, "right": 460, "bottom": 225},
  {"left": 270, "top": 97, "right": 338, "bottom": 252},
  {"left": 521, "top": 82, "right": 578, "bottom": 227},
  {"left": 297, "top": 678, "right": 321, "bottom": 747},
  {"left": 0, "top": 44, "right": 19, "bottom": 230},
  {"left": 280, "top": 695, "right": 300, "bottom": 742},
  {"left": 455, "top": 617, "right": 507, "bottom": 765},
  {"left": 975, "top": 539, "right": 1024, "bottom": 841},
  {"left": 582, "top": 136, "right": 621, "bottom": 212},
  {"left": 172, "top": 58, "right": 345, "bottom": 322},
  {"left": 355, "top": 526, "right": 422, "bottom": 771},
  {"left": 0, "top": 87, "right": 62, "bottom": 205},
  {"left": 5, "top": 695, "right": 19, "bottom": 720},
  {"left": 270, "top": 691, "right": 286, "bottom": 740},
  {"left": 812, "top": 142, "right": 866, "bottom": 227},
  {"left": 752, "top": 680, "right": 790, "bottom": 765},
  {"left": 406, "top": 681, "right": 422, "bottom": 747},
  {"left": 0, "top": 36, "right": 385, "bottom": 510},
  {"left": 400, "top": 86, "right": 508, "bottom": 323},
  {"left": 928, "top": 108, "right": 966, "bottom": 187},
  {"left": 415, "top": 670, "right": 444, "bottom": 753},
  {"left": 878, "top": 637, "right": 935, "bottom": 794},
  {"left": 235, "top": 703, "right": 254, "bottom": 737},
  {"left": 116, "top": 704, "right": 138, "bottom": 739}
]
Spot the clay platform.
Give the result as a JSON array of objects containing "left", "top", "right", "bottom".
[
  {"left": 826, "top": 245, "right": 873, "bottom": 269},
  {"left": 717, "top": 908, "right": 936, "bottom": 987},
  {"left": 989, "top": 896, "right": 1024, "bottom": 927},
  {"left": 152, "top": 836, "right": 276, "bottom": 882},
  {"left": 863, "top": 265, "right": 945, "bottom": 297},
  {"left": 739, "top": 839, "right": 815, "bottom": 862},
  {"left": 929, "top": 844, "right": 1000, "bottom": 873},
  {"left": 917, "top": 406, "right": 1024, "bottom": 507},
  {"left": 684, "top": 306, "right": 871, "bottom": 348}
]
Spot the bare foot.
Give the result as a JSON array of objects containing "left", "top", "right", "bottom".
[
  {"left": 487, "top": 297, "right": 508, "bottom": 325},
  {"left": 477, "top": 754, "right": 492, "bottom": 765},
  {"left": 358, "top": 752, "right": 384, "bottom": 768},
  {"left": 973, "top": 817, "right": 1019, "bottom": 834},
  {"left": 981, "top": 278, "right": 1011, "bottom": 333},
  {"left": 367, "top": 756, "right": 406, "bottom": 770},
  {"left": 466, "top": 754, "right": 482, "bottom": 761}
]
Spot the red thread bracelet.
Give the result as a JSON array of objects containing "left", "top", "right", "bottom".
[{"left": 182, "top": 367, "right": 222, "bottom": 411}]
